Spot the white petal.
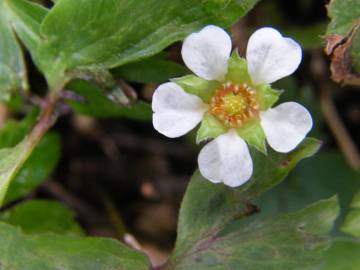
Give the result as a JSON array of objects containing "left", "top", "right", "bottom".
[
  {"left": 260, "top": 102, "right": 313, "bottom": 153},
  {"left": 181, "top": 25, "right": 232, "bottom": 81},
  {"left": 152, "top": 82, "right": 207, "bottom": 138},
  {"left": 198, "top": 130, "right": 253, "bottom": 187},
  {"left": 246, "top": 27, "right": 302, "bottom": 85}
]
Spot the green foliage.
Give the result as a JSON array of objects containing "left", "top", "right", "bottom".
[
  {"left": 4, "top": 133, "right": 61, "bottom": 204},
  {"left": 257, "top": 151, "right": 360, "bottom": 222},
  {"left": 326, "top": 0, "right": 360, "bottom": 36},
  {"left": 0, "top": 0, "right": 354, "bottom": 268},
  {"left": 0, "top": 0, "right": 30, "bottom": 100},
  {"left": 0, "top": 112, "right": 60, "bottom": 205},
  {"left": 168, "top": 197, "right": 338, "bottom": 269},
  {"left": 0, "top": 140, "right": 29, "bottom": 205},
  {"left": 323, "top": 239, "right": 360, "bottom": 270},
  {"left": 169, "top": 115, "right": 343, "bottom": 270},
  {"left": 0, "top": 200, "right": 83, "bottom": 235},
  {"left": 114, "top": 54, "right": 188, "bottom": 84},
  {"left": 0, "top": 221, "right": 150, "bottom": 270},
  {"left": 167, "top": 139, "right": 324, "bottom": 268},
  {"left": 2, "top": 0, "right": 48, "bottom": 78},
  {"left": 341, "top": 191, "right": 360, "bottom": 237},
  {"left": 7, "top": 0, "right": 258, "bottom": 87},
  {"left": 325, "top": 0, "right": 360, "bottom": 84},
  {"left": 67, "top": 80, "right": 152, "bottom": 120}
]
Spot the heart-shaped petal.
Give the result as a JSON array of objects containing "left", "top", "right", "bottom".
[
  {"left": 198, "top": 130, "right": 253, "bottom": 187},
  {"left": 181, "top": 25, "right": 232, "bottom": 81},
  {"left": 260, "top": 102, "right": 313, "bottom": 153},
  {"left": 152, "top": 82, "right": 208, "bottom": 138},
  {"left": 246, "top": 27, "right": 302, "bottom": 85}
]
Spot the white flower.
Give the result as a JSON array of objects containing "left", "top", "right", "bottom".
[{"left": 152, "top": 25, "right": 312, "bottom": 187}]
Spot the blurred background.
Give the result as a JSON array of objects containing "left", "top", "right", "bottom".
[{"left": 2, "top": 0, "right": 359, "bottom": 266}]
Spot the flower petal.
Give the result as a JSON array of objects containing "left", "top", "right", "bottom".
[
  {"left": 198, "top": 130, "right": 253, "bottom": 187},
  {"left": 181, "top": 25, "right": 232, "bottom": 81},
  {"left": 246, "top": 27, "right": 302, "bottom": 85},
  {"left": 260, "top": 102, "right": 313, "bottom": 153},
  {"left": 152, "top": 82, "right": 207, "bottom": 138}
]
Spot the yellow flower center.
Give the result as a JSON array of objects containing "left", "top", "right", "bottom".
[
  {"left": 223, "top": 94, "right": 247, "bottom": 116},
  {"left": 210, "top": 82, "right": 259, "bottom": 128}
]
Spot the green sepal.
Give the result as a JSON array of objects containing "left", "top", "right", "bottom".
[
  {"left": 256, "top": 83, "right": 282, "bottom": 111},
  {"left": 236, "top": 118, "right": 267, "bottom": 154},
  {"left": 225, "top": 51, "right": 252, "bottom": 85},
  {"left": 172, "top": 75, "right": 219, "bottom": 103},
  {"left": 196, "top": 112, "right": 227, "bottom": 144}
]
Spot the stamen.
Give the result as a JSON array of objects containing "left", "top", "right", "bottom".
[{"left": 210, "top": 82, "right": 259, "bottom": 128}]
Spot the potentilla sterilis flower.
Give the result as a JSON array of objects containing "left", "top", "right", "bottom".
[{"left": 152, "top": 25, "right": 313, "bottom": 187}]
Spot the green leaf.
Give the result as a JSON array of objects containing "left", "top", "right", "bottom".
[
  {"left": 256, "top": 150, "right": 360, "bottom": 231},
  {"left": 0, "top": 109, "right": 38, "bottom": 148},
  {"left": 0, "top": 111, "right": 60, "bottom": 206},
  {"left": 323, "top": 238, "right": 360, "bottom": 270},
  {"left": 0, "top": 200, "right": 83, "bottom": 236},
  {"left": 325, "top": 0, "right": 360, "bottom": 85},
  {"left": 0, "top": 0, "right": 32, "bottom": 100},
  {"left": 4, "top": 133, "right": 61, "bottom": 204},
  {"left": 0, "top": 111, "right": 60, "bottom": 204},
  {"left": 327, "top": 0, "right": 360, "bottom": 36},
  {"left": 236, "top": 119, "right": 266, "bottom": 154},
  {"left": 173, "top": 75, "right": 219, "bottom": 103},
  {"left": 35, "top": 0, "right": 258, "bottom": 86},
  {"left": 350, "top": 191, "right": 360, "bottom": 208},
  {"left": 196, "top": 112, "right": 227, "bottom": 144},
  {"left": 0, "top": 221, "right": 150, "bottom": 270},
  {"left": 67, "top": 80, "right": 152, "bottom": 121},
  {"left": 0, "top": 139, "right": 30, "bottom": 206},
  {"left": 341, "top": 191, "right": 360, "bottom": 237},
  {"left": 167, "top": 195, "right": 338, "bottom": 269},
  {"left": 114, "top": 54, "right": 188, "bottom": 84},
  {"left": 341, "top": 210, "right": 360, "bottom": 237},
  {"left": 167, "top": 138, "right": 321, "bottom": 268}
]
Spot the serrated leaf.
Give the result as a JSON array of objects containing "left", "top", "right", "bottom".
[
  {"left": 66, "top": 80, "right": 152, "bottom": 121},
  {"left": 167, "top": 196, "right": 338, "bottom": 269},
  {"left": 0, "top": 222, "right": 150, "bottom": 270},
  {"left": 0, "top": 200, "right": 83, "bottom": 236},
  {"left": 166, "top": 138, "right": 322, "bottom": 269}
]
